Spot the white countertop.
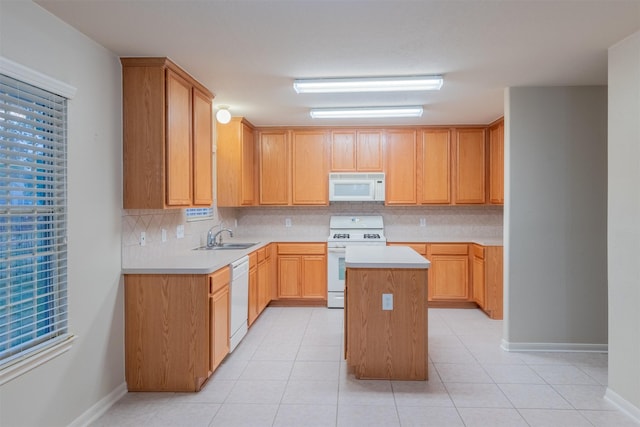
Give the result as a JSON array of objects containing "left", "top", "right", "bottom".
[{"left": 345, "top": 246, "right": 431, "bottom": 269}]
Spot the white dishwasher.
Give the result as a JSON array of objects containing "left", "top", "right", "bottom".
[{"left": 229, "top": 256, "right": 249, "bottom": 352}]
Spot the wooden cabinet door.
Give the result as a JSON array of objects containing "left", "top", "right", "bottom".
[
  {"left": 357, "top": 131, "right": 383, "bottom": 171},
  {"left": 454, "top": 128, "right": 486, "bottom": 204},
  {"left": 429, "top": 255, "right": 470, "bottom": 301},
  {"left": 472, "top": 245, "right": 485, "bottom": 308},
  {"left": 489, "top": 121, "right": 504, "bottom": 205},
  {"left": 248, "top": 264, "right": 258, "bottom": 326},
  {"left": 257, "top": 258, "right": 269, "bottom": 311},
  {"left": 278, "top": 256, "right": 301, "bottom": 298},
  {"left": 302, "top": 255, "right": 327, "bottom": 298},
  {"left": 385, "top": 129, "right": 417, "bottom": 205},
  {"left": 210, "top": 285, "right": 229, "bottom": 372},
  {"left": 292, "top": 130, "right": 328, "bottom": 205},
  {"left": 165, "top": 69, "right": 193, "bottom": 206},
  {"left": 259, "top": 130, "right": 290, "bottom": 204},
  {"left": 241, "top": 122, "right": 256, "bottom": 205},
  {"left": 331, "top": 130, "right": 357, "bottom": 171},
  {"left": 192, "top": 87, "right": 213, "bottom": 206},
  {"left": 420, "top": 129, "right": 451, "bottom": 204}
]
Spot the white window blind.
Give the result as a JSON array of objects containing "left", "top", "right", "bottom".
[{"left": 0, "top": 73, "right": 69, "bottom": 368}]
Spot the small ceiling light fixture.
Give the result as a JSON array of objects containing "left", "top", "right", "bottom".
[
  {"left": 294, "top": 75, "right": 443, "bottom": 93},
  {"left": 309, "top": 106, "right": 423, "bottom": 119},
  {"left": 215, "top": 106, "right": 231, "bottom": 124}
]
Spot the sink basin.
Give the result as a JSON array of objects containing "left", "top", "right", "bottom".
[{"left": 194, "top": 242, "right": 257, "bottom": 251}]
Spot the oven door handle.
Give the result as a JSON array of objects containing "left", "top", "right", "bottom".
[{"left": 328, "top": 247, "right": 346, "bottom": 253}]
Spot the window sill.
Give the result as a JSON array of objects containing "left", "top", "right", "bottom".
[{"left": 0, "top": 334, "right": 77, "bottom": 386}]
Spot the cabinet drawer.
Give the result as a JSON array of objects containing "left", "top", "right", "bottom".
[
  {"left": 248, "top": 251, "right": 258, "bottom": 267},
  {"left": 257, "top": 247, "right": 266, "bottom": 263},
  {"left": 209, "top": 266, "right": 230, "bottom": 294},
  {"left": 472, "top": 244, "right": 485, "bottom": 258},
  {"left": 277, "top": 243, "right": 326, "bottom": 255},
  {"left": 387, "top": 243, "right": 427, "bottom": 256},
  {"left": 429, "top": 243, "right": 469, "bottom": 255}
]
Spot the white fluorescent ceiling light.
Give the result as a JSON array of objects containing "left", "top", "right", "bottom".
[
  {"left": 294, "top": 75, "right": 443, "bottom": 93},
  {"left": 310, "top": 106, "right": 423, "bottom": 119}
]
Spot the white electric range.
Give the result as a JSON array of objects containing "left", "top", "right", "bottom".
[{"left": 327, "top": 215, "right": 387, "bottom": 308}]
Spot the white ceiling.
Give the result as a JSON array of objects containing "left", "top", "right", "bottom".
[{"left": 35, "top": 0, "right": 640, "bottom": 127}]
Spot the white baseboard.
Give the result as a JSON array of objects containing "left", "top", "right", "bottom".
[
  {"left": 501, "top": 339, "right": 608, "bottom": 353},
  {"left": 605, "top": 388, "right": 640, "bottom": 424},
  {"left": 68, "top": 382, "right": 127, "bottom": 427}
]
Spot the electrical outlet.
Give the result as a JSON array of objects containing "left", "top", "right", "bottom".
[
  {"left": 139, "top": 231, "right": 146, "bottom": 246},
  {"left": 382, "top": 293, "right": 393, "bottom": 310},
  {"left": 420, "top": 218, "right": 426, "bottom": 227},
  {"left": 176, "top": 224, "right": 185, "bottom": 239},
  {"left": 285, "top": 218, "right": 292, "bottom": 227},
  {"left": 161, "top": 228, "right": 167, "bottom": 242}
]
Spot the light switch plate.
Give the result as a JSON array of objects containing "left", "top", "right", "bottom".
[
  {"left": 176, "top": 224, "right": 185, "bottom": 239},
  {"left": 382, "top": 293, "right": 393, "bottom": 310},
  {"left": 139, "top": 231, "right": 146, "bottom": 246},
  {"left": 161, "top": 228, "right": 167, "bottom": 242},
  {"left": 420, "top": 218, "right": 426, "bottom": 227},
  {"left": 285, "top": 218, "right": 292, "bottom": 227}
]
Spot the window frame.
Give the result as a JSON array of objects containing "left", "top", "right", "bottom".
[{"left": 0, "top": 57, "right": 76, "bottom": 385}]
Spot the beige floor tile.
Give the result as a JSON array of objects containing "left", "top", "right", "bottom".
[
  {"left": 337, "top": 404, "right": 400, "bottom": 427},
  {"left": 458, "top": 407, "right": 528, "bottom": 427},
  {"left": 396, "top": 406, "right": 464, "bottom": 426},
  {"left": 519, "top": 408, "right": 593, "bottom": 426}
]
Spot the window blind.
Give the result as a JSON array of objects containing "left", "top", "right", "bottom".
[{"left": 0, "top": 73, "right": 68, "bottom": 367}]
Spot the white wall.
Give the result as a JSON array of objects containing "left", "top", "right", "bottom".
[
  {"left": 607, "top": 31, "right": 640, "bottom": 413},
  {"left": 504, "top": 86, "right": 608, "bottom": 349},
  {"left": 0, "top": 2, "right": 124, "bottom": 426}
]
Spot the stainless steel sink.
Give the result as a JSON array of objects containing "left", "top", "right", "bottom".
[{"left": 194, "top": 242, "right": 257, "bottom": 251}]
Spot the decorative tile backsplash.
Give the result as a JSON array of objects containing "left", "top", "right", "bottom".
[{"left": 122, "top": 203, "right": 503, "bottom": 264}]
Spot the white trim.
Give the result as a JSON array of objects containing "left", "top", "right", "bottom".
[
  {"left": 501, "top": 339, "right": 608, "bottom": 353},
  {"left": 0, "top": 335, "right": 77, "bottom": 386},
  {"left": 68, "top": 382, "right": 128, "bottom": 427},
  {"left": 605, "top": 388, "right": 640, "bottom": 424},
  {"left": 0, "top": 56, "right": 77, "bottom": 99}
]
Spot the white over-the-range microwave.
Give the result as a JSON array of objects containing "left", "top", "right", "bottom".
[{"left": 328, "top": 172, "right": 385, "bottom": 202}]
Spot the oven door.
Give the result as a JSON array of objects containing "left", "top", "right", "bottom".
[{"left": 327, "top": 246, "right": 346, "bottom": 307}]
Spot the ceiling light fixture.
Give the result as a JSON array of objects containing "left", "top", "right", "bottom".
[
  {"left": 215, "top": 106, "right": 231, "bottom": 124},
  {"left": 294, "top": 75, "right": 443, "bottom": 93},
  {"left": 309, "top": 106, "right": 423, "bottom": 119}
]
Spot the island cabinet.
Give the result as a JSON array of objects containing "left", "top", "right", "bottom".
[
  {"left": 384, "top": 129, "right": 418, "bottom": 205},
  {"left": 124, "top": 266, "right": 230, "bottom": 392},
  {"left": 454, "top": 128, "right": 486, "bottom": 204},
  {"left": 426, "top": 243, "right": 471, "bottom": 304},
  {"left": 471, "top": 244, "right": 504, "bottom": 319},
  {"left": 344, "top": 246, "right": 430, "bottom": 380},
  {"left": 488, "top": 119, "right": 504, "bottom": 205},
  {"left": 276, "top": 243, "right": 327, "bottom": 302},
  {"left": 330, "top": 130, "right": 383, "bottom": 172},
  {"left": 121, "top": 57, "right": 213, "bottom": 209},
  {"left": 248, "top": 245, "right": 272, "bottom": 326},
  {"left": 217, "top": 117, "right": 256, "bottom": 207}
]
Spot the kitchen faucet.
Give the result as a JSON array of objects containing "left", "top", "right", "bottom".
[{"left": 207, "top": 226, "right": 233, "bottom": 247}]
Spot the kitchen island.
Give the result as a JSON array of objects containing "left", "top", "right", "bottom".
[{"left": 345, "top": 245, "right": 431, "bottom": 380}]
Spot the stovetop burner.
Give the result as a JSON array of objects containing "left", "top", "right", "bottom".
[
  {"left": 364, "top": 233, "right": 380, "bottom": 239},
  {"left": 333, "top": 233, "right": 350, "bottom": 239}
]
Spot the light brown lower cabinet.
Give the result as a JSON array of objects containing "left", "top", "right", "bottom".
[
  {"left": 124, "top": 266, "right": 230, "bottom": 392},
  {"left": 276, "top": 243, "right": 327, "bottom": 302},
  {"left": 248, "top": 245, "right": 272, "bottom": 326},
  {"left": 472, "top": 245, "right": 503, "bottom": 319},
  {"left": 426, "top": 243, "right": 470, "bottom": 302}
]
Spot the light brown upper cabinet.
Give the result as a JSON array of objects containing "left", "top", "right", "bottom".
[
  {"left": 217, "top": 117, "right": 256, "bottom": 207},
  {"left": 330, "top": 130, "right": 383, "bottom": 172},
  {"left": 121, "top": 57, "right": 213, "bottom": 209},
  {"left": 384, "top": 129, "right": 418, "bottom": 205},
  {"left": 454, "top": 128, "right": 486, "bottom": 204},
  {"left": 258, "top": 130, "right": 290, "bottom": 205},
  {"left": 488, "top": 119, "right": 504, "bottom": 205},
  {"left": 420, "top": 129, "right": 451, "bottom": 204},
  {"left": 292, "top": 130, "right": 329, "bottom": 205}
]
